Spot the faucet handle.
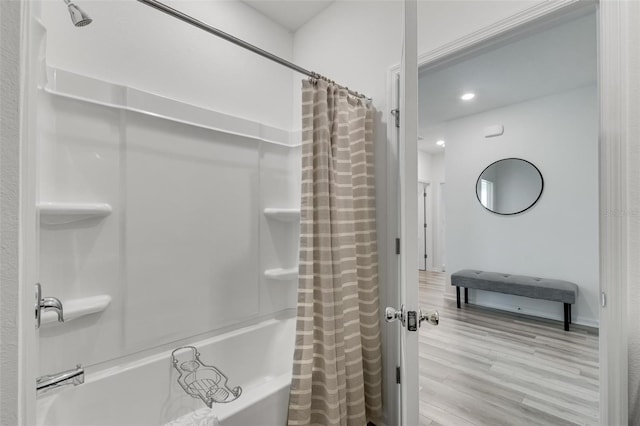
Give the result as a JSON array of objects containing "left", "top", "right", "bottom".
[
  {"left": 35, "top": 284, "right": 64, "bottom": 328},
  {"left": 41, "top": 297, "right": 64, "bottom": 322},
  {"left": 35, "top": 283, "right": 42, "bottom": 328}
]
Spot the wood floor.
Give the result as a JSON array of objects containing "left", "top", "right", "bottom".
[{"left": 418, "top": 271, "right": 599, "bottom": 426}]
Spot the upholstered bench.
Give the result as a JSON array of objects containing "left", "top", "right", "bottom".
[{"left": 451, "top": 269, "right": 579, "bottom": 331}]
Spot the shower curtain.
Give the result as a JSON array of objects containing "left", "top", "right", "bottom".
[{"left": 287, "top": 80, "right": 383, "bottom": 426}]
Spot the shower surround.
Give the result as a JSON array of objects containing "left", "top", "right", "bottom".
[{"left": 36, "top": 65, "right": 301, "bottom": 424}]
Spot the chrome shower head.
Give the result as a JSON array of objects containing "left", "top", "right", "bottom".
[{"left": 63, "top": 0, "right": 92, "bottom": 27}]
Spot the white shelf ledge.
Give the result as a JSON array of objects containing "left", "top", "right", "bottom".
[
  {"left": 263, "top": 208, "right": 300, "bottom": 222},
  {"left": 39, "top": 202, "right": 112, "bottom": 225},
  {"left": 264, "top": 268, "right": 298, "bottom": 281},
  {"left": 44, "top": 66, "right": 300, "bottom": 148},
  {"left": 41, "top": 295, "right": 111, "bottom": 326}
]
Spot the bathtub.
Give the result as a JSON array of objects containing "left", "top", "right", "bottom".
[{"left": 37, "top": 316, "right": 296, "bottom": 426}]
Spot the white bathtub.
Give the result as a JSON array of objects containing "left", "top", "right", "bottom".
[{"left": 37, "top": 316, "right": 296, "bottom": 426}]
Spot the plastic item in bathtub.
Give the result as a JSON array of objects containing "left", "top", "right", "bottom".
[
  {"left": 164, "top": 407, "right": 220, "bottom": 426},
  {"left": 171, "top": 346, "right": 242, "bottom": 408}
]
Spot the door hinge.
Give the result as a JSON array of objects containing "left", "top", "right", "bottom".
[
  {"left": 424, "top": 254, "right": 428, "bottom": 259},
  {"left": 424, "top": 223, "right": 427, "bottom": 228},
  {"left": 396, "top": 366, "right": 401, "bottom": 384},
  {"left": 391, "top": 109, "right": 400, "bottom": 128},
  {"left": 395, "top": 238, "right": 401, "bottom": 255}
]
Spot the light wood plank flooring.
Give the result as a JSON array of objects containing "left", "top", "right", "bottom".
[{"left": 418, "top": 271, "right": 599, "bottom": 426}]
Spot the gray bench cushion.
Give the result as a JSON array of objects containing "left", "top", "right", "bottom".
[{"left": 451, "top": 269, "right": 578, "bottom": 304}]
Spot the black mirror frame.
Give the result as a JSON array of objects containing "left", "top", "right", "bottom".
[{"left": 475, "top": 157, "right": 544, "bottom": 216}]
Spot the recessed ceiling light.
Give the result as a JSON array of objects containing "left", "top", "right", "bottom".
[
  {"left": 436, "top": 140, "right": 445, "bottom": 146},
  {"left": 461, "top": 93, "right": 475, "bottom": 101}
]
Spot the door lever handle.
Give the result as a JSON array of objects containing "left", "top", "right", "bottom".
[{"left": 35, "top": 283, "right": 64, "bottom": 328}]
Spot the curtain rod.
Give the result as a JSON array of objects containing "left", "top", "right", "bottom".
[{"left": 136, "top": 0, "right": 371, "bottom": 100}]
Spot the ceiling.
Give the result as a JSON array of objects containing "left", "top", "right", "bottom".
[
  {"left": 242, "top": 0, "right": 335, "bottom": 32},
  {"left": 418, "top": 12, "right": 597, "bottom": 153}
]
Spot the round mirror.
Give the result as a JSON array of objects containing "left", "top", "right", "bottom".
[{"left": 476, "top": 158, "right": 543, "bottom": 215}]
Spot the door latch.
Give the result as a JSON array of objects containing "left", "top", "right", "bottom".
[
  {"left": 406, "top": 310, "right": 418, "bottom": 331},
  {"left": 390, "top": 109, "right": 400, "bottom": 128}
]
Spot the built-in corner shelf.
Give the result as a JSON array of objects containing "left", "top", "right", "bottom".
[
  {"left": 39, "top": 202, "right": 112, "bottom": 225},
  {"left": 263, "top": 208, "right": 300, "bottom": 222},
  {"left": 41, "top": 295, "right": 112, "bottom": 326},
  {"left": 264, "top": 268, "right": 298, "bottom": 281},
  {"left": 263, "top": 208, "right": 299, "bottom": 281}
]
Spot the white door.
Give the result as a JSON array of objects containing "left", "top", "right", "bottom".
[
  {"left": 385, "top": 2, "right": 437, "bottom": 425},
  {"left": 397, "top": 0, "right": 421, "bottom": 418}
]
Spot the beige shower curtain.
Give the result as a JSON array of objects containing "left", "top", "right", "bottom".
[{"left": 287, "top": 79, "right": 383, "bottom": 426}]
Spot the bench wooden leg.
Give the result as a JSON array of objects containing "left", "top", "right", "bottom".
[
  {"left": 456, "top": 286, "right": 461, "bottom": 309},
  {"left": 564, "top": 303, "right": 570, "bottom": 331},
  {"left": 464, "top": 287, "right": 468, "bottom": 304}
]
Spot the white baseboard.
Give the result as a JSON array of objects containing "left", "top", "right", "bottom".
[{"left": 443, "top": 294, "right": 600, "bottom": 329}]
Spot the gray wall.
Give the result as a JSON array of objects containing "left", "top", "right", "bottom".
[{"left": 0, "top": 0, "right": 21, "bottom": 424}]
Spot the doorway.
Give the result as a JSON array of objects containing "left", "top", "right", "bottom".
[
  {"left": 417, "top": 182, "right": 431, "bottom": 271},
  {"left": 417, "top": 6, "right": 600, "bottom": 425},
  {"left": 418, "top": 150, "right": 446, "bottom": 273}
]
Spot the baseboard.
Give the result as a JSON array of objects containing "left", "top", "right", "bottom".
[{"left": 443, "top": 294, "right": 600, "bottom": 329}]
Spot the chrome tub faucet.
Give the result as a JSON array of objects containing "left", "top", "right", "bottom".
[
  {"left": 35, "top": 283, "right": 64, "bottom": 328},
  {"left": 37, "top": 365, "right": 84, "bottom": 393}
]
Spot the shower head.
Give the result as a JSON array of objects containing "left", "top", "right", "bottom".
[{"left": 63, "top": 0, "right": 92, "bottom": 27}]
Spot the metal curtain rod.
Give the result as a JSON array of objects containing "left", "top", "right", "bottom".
[{"left": 136, "top": 0, "right": 370, "bottom": 100}]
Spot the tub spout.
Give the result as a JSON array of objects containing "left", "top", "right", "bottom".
[{"left": 37, "top": 365, "right": 84, "bottom": 393}]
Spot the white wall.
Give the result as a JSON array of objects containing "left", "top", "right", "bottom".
[
  {"left": 418, "top": 150, "right": 429, "bottom": 182},
  {"left": 445, "top": 85, "right": 599, "bottom": 326},
  {"left": 627, "top": 0, "right": 640, "bottom": 422},
  {"left": 0, "top": 0, "right": 21, "bottom": 424},
  {"left": 429, "top": 152, "right": 444, "bottom": 185},
  {"left": 39, "top": 0, "right": 295, "bottom": 130},
  {"left": 418, "top": 150, "right": 444, "bottom": 184}
]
